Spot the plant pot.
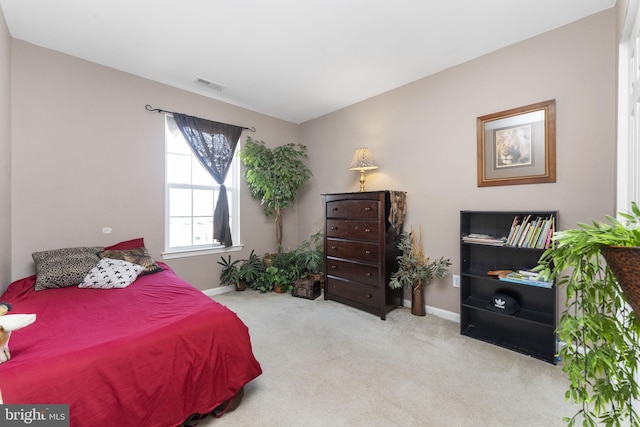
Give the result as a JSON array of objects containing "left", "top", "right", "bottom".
[
  {"left": 307, "top": 272, "right": 324, "bottom": 284},
  {"left": 263, "top": 253, "right": 275, "bottom": 267},
  {"left": 236, "top": 280, "right": 247, "bottom": 291},
  {"left": 273, "top": 284, "right": 286, "bottom": 293},
  {"left": 600, "top": 246, "right": 640, "bottom": 317},
  {"left": 411, "top": 283, "right": 426, "bottom": 316}
]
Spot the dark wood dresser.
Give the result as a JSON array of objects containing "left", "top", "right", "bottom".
[{"left": 323, "top": 191, "right": 405, "bottom": 320}]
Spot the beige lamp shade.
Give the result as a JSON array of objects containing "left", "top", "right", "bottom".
[
  {"left": 348, "top": 147, "right": 379, "bottom": 171},
  {"left": 348, "top": 147, "right": 378, "bottom": 192}
]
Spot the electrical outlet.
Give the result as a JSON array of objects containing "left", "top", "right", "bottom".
[{"left": 453, "top": 274, "right": 460, "bottom": 287}]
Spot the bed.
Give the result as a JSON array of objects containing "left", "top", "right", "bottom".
[{"left": 0, "top": 241, "right": 262, "bottom": 427}]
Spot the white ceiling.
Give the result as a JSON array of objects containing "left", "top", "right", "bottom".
[{"left": 0, "top": 0, "right": 616, "bottom": 124}]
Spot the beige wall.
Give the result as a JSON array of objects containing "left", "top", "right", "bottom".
[
  {"left": 0, "top": 9, "right": 10, "bottom": 295},
  {"left": 5, "top": 8, "right": 619, "bottom": 316},
  {"left": 298, "top": 10, "right": 617, "bottom": 314},
  {"left": 10, "top": 40, "right": 300, "bottom": 288}
]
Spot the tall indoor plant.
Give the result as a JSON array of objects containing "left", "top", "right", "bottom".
[
  {"left": 535, "top": 202, "right": 640, "bottom": 427},
  {"left": 239, "top": 137, "right": 312, "bottom": 253},
  {"left": 389, "top": 226, "right": 451, "bottom": 316}
]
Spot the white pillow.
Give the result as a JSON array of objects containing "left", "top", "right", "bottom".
[{"left": 79, "top": 258, "right": 145, "bottom": 289}]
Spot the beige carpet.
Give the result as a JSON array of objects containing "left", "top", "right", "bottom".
[{"left": 198, "top": 289, "right": 575, "bottom": 427}]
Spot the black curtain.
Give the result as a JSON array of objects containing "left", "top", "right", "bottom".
[{"left": 173, "top": 113, "right": 243, "bottom": 247}]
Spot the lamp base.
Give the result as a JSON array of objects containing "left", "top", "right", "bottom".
[{"left": 359, "top": 170, "right": 366, "bottom": 192}]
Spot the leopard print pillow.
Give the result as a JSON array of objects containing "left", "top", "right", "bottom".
[
  {"left": 98, "top": 247, "right": 162, "bottom": 275},
  {"left": 33, "top": 246, "right": 103, "bottom": 291}
]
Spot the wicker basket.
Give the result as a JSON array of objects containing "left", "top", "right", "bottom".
[{"left": 600, "top": 246, "right": 640, "bottom": 317}]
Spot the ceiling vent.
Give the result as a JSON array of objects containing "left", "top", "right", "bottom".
[{"left": 194, "top": 77, "right": 226, "bottom": 92}]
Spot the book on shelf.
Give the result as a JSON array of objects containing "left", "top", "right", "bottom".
[
  {"left": 505, "top": 214, "right": 554, "bottom": 249},
  {"left": 498, "top": 270, "right": 553, "bottom": 288},
  {"left": 462, "top": 233, "right": 506, "bottom": 246}
]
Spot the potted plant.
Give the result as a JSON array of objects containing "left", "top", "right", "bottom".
[
  {"left": 263, "top": 266, "right": 285, "bottom": 293},
  {"left": 250, "top": 269, "right": 273, "bottom": 293},
  {"left": 389, "top": 226, "right": 451, "bottom": 316},
  {"left": 239, "top": 137, "right": 312, "bottom": 253},
  {"left": 217, "top": 255, "right": 242, "bottom": 290},
  {"left": 534, "top": 202, "right": 640, "bottom": 426},
  {"left": 238, "top": 250, "right": 265, "bottom": 289},
  {"left": 270, "top": 251, "right": 299, "bottom": 293},
  {"left": 293, "top": 231, "right": 324, "bottom": 281}
]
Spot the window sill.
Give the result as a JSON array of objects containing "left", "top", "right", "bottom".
[{"left": 161, "top": 244, "right": 243, "bottom": 260}]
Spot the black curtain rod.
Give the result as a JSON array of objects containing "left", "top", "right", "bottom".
[{"left": 145, "top": 104, "right": 256, "bottom": 132}]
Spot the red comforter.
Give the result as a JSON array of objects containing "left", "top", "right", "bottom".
[{"left": 0, "top": 263, "right": 261, "bottom": 426}]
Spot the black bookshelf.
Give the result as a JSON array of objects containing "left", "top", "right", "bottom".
[{"left": 460, "top": 210, "right": 558, "bottom": 364}]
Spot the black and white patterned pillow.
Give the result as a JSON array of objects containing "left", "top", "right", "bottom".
[{"left": 79, "top": 258, "right": 145, "bottom": 289}]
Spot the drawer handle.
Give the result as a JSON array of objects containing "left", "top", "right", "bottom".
[
  {"left": 365, "top": 272, "right": 371, "bottom": 277},
  {"left": 364, "top": 207, "right": 371, "bottom": 211},
  {"left": 364, "top": 250, "right": 371, "bottom": 255},
  {"left": 331, "top": 226, "right": 337, "bottom": 230},
  {"left": 364, "top": 228, "right": 371, "bottom": 233},
  {"left": 330, "top": 265, "right": 337, "bottom": 269},
  {"left": 332, "top": 207, "right": 338, "bottom": 211},
  {"left": 331, "top": 246, "right": 338, "bottom": 250},
  {"left": 365, "top": 294, "right": 372, "bottom": 299}
]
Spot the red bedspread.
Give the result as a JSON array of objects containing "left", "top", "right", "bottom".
[{"left": 0, "top": 263, "right": 262, "bottom": 427}]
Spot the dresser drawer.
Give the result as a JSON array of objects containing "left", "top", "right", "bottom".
[
  {"left": 326, "top": 238, "right": 379, "bottom": 263},
  {"left": 326, "top": 219, "right": 379, "bottom": 241},
  {"left": 326, "top": 258, "right": 380, "bottom": 286},
  {"left": 326, "top": 276, "right": 381, "bottom": 308},
  {"left": 326, "top": 199, "right": 380, "bottom": 219}
]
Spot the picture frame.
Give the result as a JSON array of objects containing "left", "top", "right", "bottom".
[{"left": 477, "top": 99, "right": 556, "bottom": 187}]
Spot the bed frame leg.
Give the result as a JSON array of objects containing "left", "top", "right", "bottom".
[{"left": 213, "top": 386, "right": 245, "bottom": 418}]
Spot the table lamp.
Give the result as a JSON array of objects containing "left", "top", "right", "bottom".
[{"left": 348, "top": 147, "right": 378, "bottom": 192}]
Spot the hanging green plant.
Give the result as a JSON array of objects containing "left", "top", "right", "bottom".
[{"left": 535, "top": 202, "right": 640, "bottom": 426}]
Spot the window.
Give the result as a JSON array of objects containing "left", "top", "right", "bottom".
[
  {"left": 619, "top": 0, "right": 640, "bottom": 214},
  {"left": 164, "top": 116, "right": 240, "bottom": 255}
]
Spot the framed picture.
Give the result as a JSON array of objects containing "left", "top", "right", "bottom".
[{"left": 477, "top": 99, "right": 556, "bottom": 187}]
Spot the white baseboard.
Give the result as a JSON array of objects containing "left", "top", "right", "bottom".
[
  {"left": 204, "top": 288, "right": 461, "bottom": 323},
  {"left": 402, "top": 299, "right": 460, "bottom": 323},
  {"left": 203, "top": 285, "right": 235, "bottom": 297}
]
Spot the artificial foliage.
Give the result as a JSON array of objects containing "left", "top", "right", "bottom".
[
  {"left": 239, "top": 137, "right": 312, "bottom": 252},
  {"left": 535, "top": 202, "right": 640, "bottom": 427},
  {"left": 389, "top": 225, "right": 451, "bottom": 291}
]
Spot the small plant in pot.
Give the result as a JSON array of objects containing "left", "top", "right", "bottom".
[
  {"left": 389, "top": 226, "right": 451, "bottom": 316},
  {"left": 217, "top": 255, "right": 242, "bottom": 290},
  {"left": 269, "top": 251, "right": 298, "bottom": 293},
  {"left": 251, "top": 269, "right": 273, "bottom": 293},
  {"left": 534, "top": 202, "right": 640, "bottom": 426},
  {"left": 238, "top": 250, "right": 265, "bottom": 289},
  {"left": 293, "top": 231, "right": 324, "bottom": 281}
]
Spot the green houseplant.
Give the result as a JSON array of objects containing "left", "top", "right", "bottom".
[
  {"left": 293, "top": 231, "right": 324, "bottom": 280},
  {"left": 270, "top": 251, "right": 299, "bottom": 292},
  {"left": 389, "top": 226, "right": 451, "bottom": 316},
  {"left": 535, "top": 202, "right": 640, "bottom": 427},
  {"left": 250, "top": 269, "right": 273, "bottom": 293},
  {"left": 238, "top": 250, "right": 265, "bottom": 288},
  {"left": 265, "top": 266, "right": 292, "bottom": 293},
  {"left": 217, "top": 255, "right": 242, "bottom": 290},
  {"left": 239, "top": 137, "right": 312, "bottom": 253}
]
